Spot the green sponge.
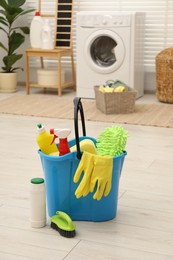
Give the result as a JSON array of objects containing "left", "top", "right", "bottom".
[{"left": 96, "top": 126, "right": 128, "bottom": 156}]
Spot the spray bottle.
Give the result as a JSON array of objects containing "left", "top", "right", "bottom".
[
  {"left": 36, "top": 123, "right": 58, "bottom": 155},
  {"left": 50, "top": 128, "right": 71, "bottom": 156}
]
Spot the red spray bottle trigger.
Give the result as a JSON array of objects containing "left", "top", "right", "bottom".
[{"left": 50, "top": 128, "right": 71, "bottom": 156}]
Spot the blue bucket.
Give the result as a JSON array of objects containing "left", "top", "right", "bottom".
[{"left": 38, "top": 136, "right": 127, "bottom": 222}]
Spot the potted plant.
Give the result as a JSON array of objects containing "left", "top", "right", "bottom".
[{"left": 0, "top": 0, "right": 34, "bottom": 92}]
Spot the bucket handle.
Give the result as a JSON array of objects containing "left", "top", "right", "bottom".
[{"left": 73, "top": 97, "right": 86, "bottom": 159}]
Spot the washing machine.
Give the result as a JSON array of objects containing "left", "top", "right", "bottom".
[{"left": 76, "top": 11, "right": 145, "bottom": 99}]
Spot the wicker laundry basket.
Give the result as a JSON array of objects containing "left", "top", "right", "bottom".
[
  {"left": 94, "top": 85, "right": 137, "bottom": 114},
  {"left": 156, "top": 48, "right": 173, "bottom": 103}
]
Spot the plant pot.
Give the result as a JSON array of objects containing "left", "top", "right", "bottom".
[{"left": 0, "top": 72, "right": 17, "bottom": 93}]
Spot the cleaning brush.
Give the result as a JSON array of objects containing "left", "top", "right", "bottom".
[
  {"left": 96, "top": 126, "right": 128, "bottom": 156},
  {"left": 50, "top": 211, "right": 76, "bottom": 238}
]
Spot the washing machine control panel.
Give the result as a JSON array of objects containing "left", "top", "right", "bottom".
[{"left": 80, "top": 14, "right": 131, "bottom": 27}]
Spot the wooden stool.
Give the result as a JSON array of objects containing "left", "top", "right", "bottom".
[{"left": 25, "top": 48, "right": 76, "bottom": 96}]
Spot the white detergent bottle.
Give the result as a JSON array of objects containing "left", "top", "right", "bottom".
[
  {"left": 30, "top": 11, "right": 44, "bottom": 48},
  {"left": 41, "top": 19, "right": 54, "bottom": 50},
  {"left": 30, "top": 178, "right": 46, "bottom": 228}
]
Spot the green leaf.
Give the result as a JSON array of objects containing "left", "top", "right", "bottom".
[
  {"left": 0, "top": 2, "right": 34, "bottom": 25},
  {"left": 3, "top": 54, "right": 23, "bottom": 72},
  {"left": 7, "top": 6, "right": 23, "bottom": 15},
  {"left": 18, "top": 8, "right": 35, "bottom": 16},
  {"left": 11, "top": 66, "right": 24, "bottom": 72},
  {"left": 11, "top": 26, "right": 30, "bottom": 34},
  {"left": 0, "top": 0, "right": 7, "bottom": 9},
  {"left": 20, "top": 26, "right": 30, "bottom": 34},
  {"left": 0, "top": 16, "right": 8, "bottom": 27},
  {"left": 5, "top": 6, "right": 23, "bottom": 24},
  {"left": 8, "top": 0, "right": 25, "bottom": 8},
  {"left": 14, "top": 8, "right": 35, "bottom": 21},
  {"left": 0, "top": 10, "right": 7, "bottom": 16},
  {"left": 0, "top": 26, "right": 8, "bottom": 35},
  {"left": 9, "top": 31, "right": 25, "bottom": 55},
  {"left": 5, "top": 7, "right": 34, "bottom": 25}
]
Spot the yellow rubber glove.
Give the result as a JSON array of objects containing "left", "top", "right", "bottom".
[
  {"left": 90, "top": 155, "right": 113, "bottom": 200},
  {"left": 70, "top": 139, "right": 97, "bottom": 155},
  {"left": 74, "top": 152, "right": 113, "bottom": 200},
  {"left": 73, "top": 151, "right": 94, "bottom": 198}
]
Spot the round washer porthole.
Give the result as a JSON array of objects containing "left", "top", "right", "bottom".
[{"left": 84, "top": 29, "right": 125, "bottom": 74}]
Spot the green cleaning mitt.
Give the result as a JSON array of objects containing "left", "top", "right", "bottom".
[{"left": 96, "top": 126, "right": 128, "bottom": 156}]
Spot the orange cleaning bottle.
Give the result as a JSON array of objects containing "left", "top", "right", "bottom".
[{"left": 36, "top": 123, "right": 58, "bottom": 155}]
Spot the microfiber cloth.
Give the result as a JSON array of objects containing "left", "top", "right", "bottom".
[{"left": 96, "top": 126, "right": 128, "bottom": 156}]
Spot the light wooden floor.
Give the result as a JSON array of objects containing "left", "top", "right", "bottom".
[{"left": 0, "top": 88, "right": 173, "bottom": 259}]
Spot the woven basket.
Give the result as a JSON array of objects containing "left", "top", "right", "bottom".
[
  {"left": 94, "top": 86, "right": 137, "bottom": 114},
  {"left": 156, "top": 48, "right": 173, "bottom": 103}
]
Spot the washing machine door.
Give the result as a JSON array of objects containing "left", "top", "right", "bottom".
[{"left": 85, "top": 29, "right": 125, "bottom": 74}]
